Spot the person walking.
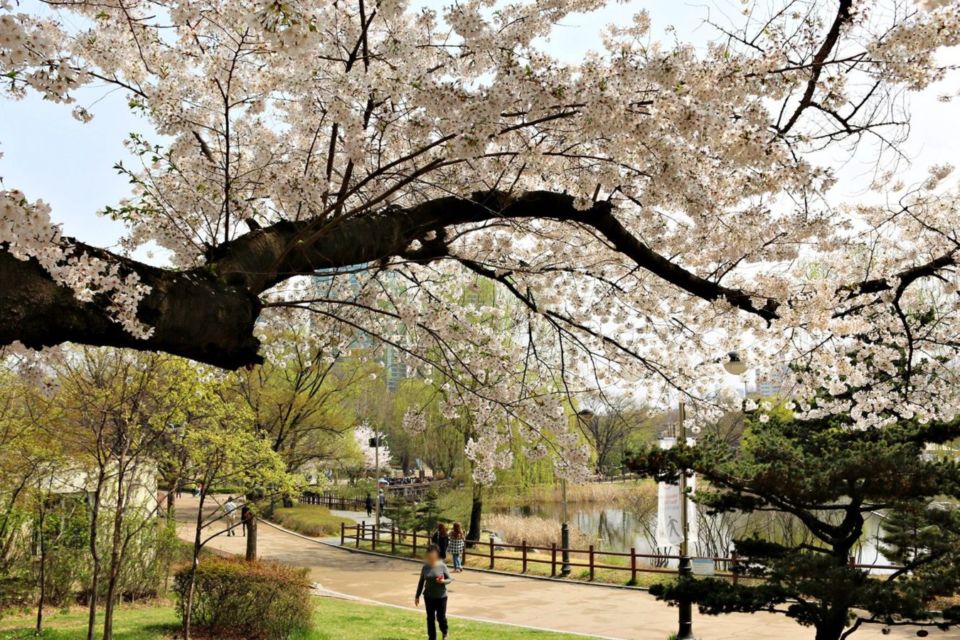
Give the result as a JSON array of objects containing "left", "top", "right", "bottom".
[
  {"left": 431, "top": 523, "right": 449, "bottom": 560},
  {"left": 224, "top": 497, "right": 238, "bottom": 536},
  {"left": 415, "top": 545, "right": 453, "bottom": 640},
  {"left": 378, "top": 489, "right": 386, "bottom": 513},
  {"left": 365, "top": 493, "right": 374, "bottom": 517},
  {"left": 240, "top": 503, "right": 253, "bottom": 537},
  {"left": 448, "top": 522, "right": 465, "bottom": 572}
]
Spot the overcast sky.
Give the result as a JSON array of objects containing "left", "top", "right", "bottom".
[{"left": 1, "top": 0, "right": 957, "bottom": 253}]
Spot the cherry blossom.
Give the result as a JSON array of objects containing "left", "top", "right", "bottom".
[{"left": 1, "top": 0, "right": 960, "bottom": 479}]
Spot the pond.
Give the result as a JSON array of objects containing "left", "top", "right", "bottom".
[{"left": 498, "top": 501, "right": 896, "bottom": 571}]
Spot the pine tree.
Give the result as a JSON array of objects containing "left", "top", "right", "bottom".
[
  {"left": 414, "top": 491, "right": 441, "bottom": 534},
  {"left": 628, "top": 410, "right": 960, "bottom": 640}
]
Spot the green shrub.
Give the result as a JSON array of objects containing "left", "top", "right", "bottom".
[
  {"left": 173, "top": 557, "right": 313, "bottom": 639},
  {"left": 270, "top": 505, "right": 354, "bottom": 538}
]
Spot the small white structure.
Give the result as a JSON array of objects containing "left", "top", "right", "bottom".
[{"left": 42, "top": 458, "right": 159, "bottom": 515}]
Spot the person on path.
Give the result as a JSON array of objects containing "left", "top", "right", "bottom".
[
  {"left": 431, "top": 523, "right": 449, "bottom": 560},
  {"left": 224, "top": 497, "right": 239, "bottom": 536},
  {"left": 415, "top": 545, "right": 453, "bottom": 640},
  {"left": 241, "top": 503, "right": 253, "bottom": 537},
  {"left": 365, "top": 493, "right": 374, "bottom": 517},
  {"left": 378, "top": 489, "right": 386, "bottom": 512},
  {"left": 448, "top": 522, "right": 465, "bottom": 572}
]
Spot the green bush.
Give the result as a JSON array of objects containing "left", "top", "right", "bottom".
[
  {"left": 271, "top": 505, "right": 354, "bottom": 538},
  {"left": 173, "top": 557, "right": 313, "bottom": 639}
]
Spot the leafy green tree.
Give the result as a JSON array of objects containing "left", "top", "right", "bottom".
[
  {"left": 628, "top": 409, "right": 960, "bottom": 640},
  {"left": 232, "top": 327, "right": 368, "bottom": 473},
  {"left": 181, "top": 415, "right": 301, "bottom": 640}
]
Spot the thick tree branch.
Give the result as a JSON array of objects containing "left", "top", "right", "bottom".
[{"left": 1, "top": 189, "right": 954, "bottom": 368}]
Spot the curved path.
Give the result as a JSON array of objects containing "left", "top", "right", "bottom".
[{"left": 174, "top": 495, "right": 924, "bottom": 640}]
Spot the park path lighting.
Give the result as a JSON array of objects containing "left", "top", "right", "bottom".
[
  {"left": 560, "top": 408, "right": 595, "bottom": 577},
  {"left": 675, "top": 352, "right": 749, "bottom": 640},
  {"left": 675, "top": 400, "right": 695, "bottom": 640}
]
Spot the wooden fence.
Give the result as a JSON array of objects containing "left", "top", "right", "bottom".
[
  {"left": 340, "top": 522, "right": 741, "bottom": 583},
  {"left": 301, "top": 492, "right": 367, "bottom": 511},
  {"left": 338, "top": 522, "right": 901, "bottom": 584}
]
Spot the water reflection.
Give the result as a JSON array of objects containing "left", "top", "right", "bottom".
[{"left": 498, "top": 502, "right": 895, "bottom": 571}]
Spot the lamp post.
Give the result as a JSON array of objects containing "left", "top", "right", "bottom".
[
  {"left": 675, "top": 352, "right": 748, "bottom": 640},
  {"left": 560, "top": 408, "right": 594, "bottom": 577},
  {"left": 560, "top": 476, "right": 571, "bottom": 576},
  {"left": 374, "top": 430, "right": 381, "bottom": 534},
  {"left": 675, "top": 401, "right": 695, "bottom": 640}
]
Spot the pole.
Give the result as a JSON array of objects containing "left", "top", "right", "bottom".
[
  {"left": 560, "top": 477, "right": 571, "bottom": 577},
  {"left": 676, "top": 401, "right": 695, "bottom": 640},
  {"left": 374, "top": 432, "right": 381, "bottom": 535},
  {"left": 245, "top": 518, "right": 257, "bottom": 561}
]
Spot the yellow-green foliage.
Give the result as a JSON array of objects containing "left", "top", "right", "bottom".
[{"left": 271, "top": 505, "right": 356, "bottom": 537}]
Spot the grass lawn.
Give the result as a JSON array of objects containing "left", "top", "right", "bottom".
[
  {"left": 0, "top": 603, "right": 176, "bottom": 640},
  {"left": 270, "top": 505, "right": 356, "bottom": 538},
  {"left": 0, "top": 597, "right": 599, "bottom": 640}
]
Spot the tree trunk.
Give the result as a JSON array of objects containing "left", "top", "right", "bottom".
[
  {"left": 184, "top": 491, "right": 207, "bottom": 640},
  {"left": 102, "top": 454, "right": 130, "bottom": 640},
  {"left": 85, "top": 471, "right": 105, "bottom": 640},
  {"left": 814, "top": 609, "right": 850, "bottom": 640},
  {"left": 0, "top": 191, "right": 783, "bottom": 368},
  {"left": 466, "top": 484, "right": 483, "bottom": 547},
  {"left": 245, "top": 519, "right": 257, "bottom": 561},
  {"left": 35, "top": 494, "right": 47, "bottom": 636}
]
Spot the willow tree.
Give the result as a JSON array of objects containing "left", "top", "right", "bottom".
[{"left": 2, "top": 0, "right": 960, "bottom": 481}]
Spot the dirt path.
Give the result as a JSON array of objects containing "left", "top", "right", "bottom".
[{"left": 173, "top": 495, "right": 932, "bottom": 640}]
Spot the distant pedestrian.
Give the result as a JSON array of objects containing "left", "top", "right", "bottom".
[
  {"left": 449, "top": 522, "right": 465, "bottom": 572},
  {"left": 378, "top": 489, "right": 386, "bottom": 512},
  {"left": 365, "top": 493, "right": 374, "bottom": 517},
  {"left": 224, "top": 497, "right": 238, "bottom": 536},
  {"left": 193, "top": 481, "right": 202, "bottom": 498},
  {"left": 431, "top": 523, "right": 449, "bottom": 560},
  {"left": 415, "top": 545, "right": 453, "bottom": 640},
  {"left": 241, "top": 503, "right": 253, "bottom": 537},
  {"left": 175, "top": 482, "right": 183, "bottom": 499}
]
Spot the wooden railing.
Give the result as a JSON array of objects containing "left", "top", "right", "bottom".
[
  {"left": 301, "top": 492, "right": 367, "bottom": 511},
  {"left": 338, "top": 522, "right": 902, "bottom": 584},
  {"left": 339, "top": 522, "right": 742, "bottom": 583}
]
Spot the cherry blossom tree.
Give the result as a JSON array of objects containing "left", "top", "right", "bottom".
[{"left": 2, "top": 0, "right": 960, "bottom": 481}]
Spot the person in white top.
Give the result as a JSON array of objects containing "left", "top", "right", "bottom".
[{"left": 224, "top": 497, "right": 239, "bottom": 536}]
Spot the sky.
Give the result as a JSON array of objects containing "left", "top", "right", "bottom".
[{"left": 0, "top": 0, "right": 957, "bottom": 251}]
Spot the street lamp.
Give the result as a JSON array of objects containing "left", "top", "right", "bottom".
[
  {"left": 675, "top": 352, "right": 748, "bottom": 640},
  {"left": 560, "top": 408, "right": 594, "bottom": 577},
  {"left": 722, "top": 351, "right": 747, "bottom": 376},
  {"left": 675, "top": 401, "right": 695, "bottom": 640}
]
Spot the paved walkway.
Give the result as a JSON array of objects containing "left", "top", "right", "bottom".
[
  {"left": 329, "top": 509, "right": 391, "bottom": 526},
  {"left": 174, "top": 495, "right": 929, "bottom": 640}
]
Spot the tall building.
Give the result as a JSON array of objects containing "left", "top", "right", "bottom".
[{"left": 311, "top": 266, "right": 407, "bottom": 389}]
